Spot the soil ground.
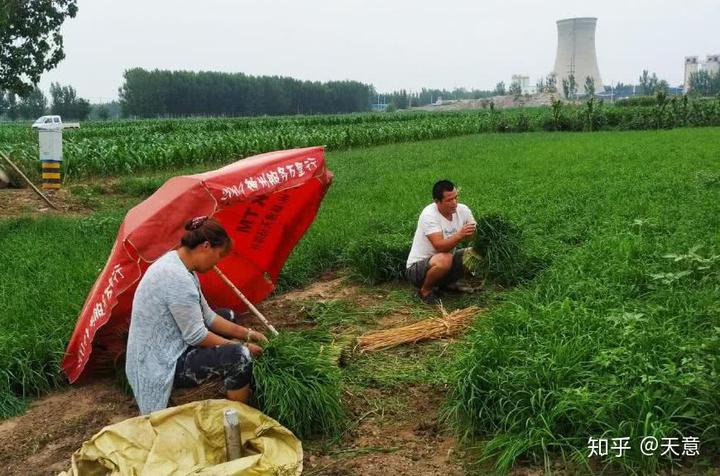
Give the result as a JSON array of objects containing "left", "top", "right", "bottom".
[
  {"left": 0, "top": 183, "right": 142, "bottom": 219},
  {"left": 0, "top": 187, "right": 88, "bottom": 217},
  {"left": 412, "top": 93, "right": 561, "bottom": 112},
  {"left": 0, "top": 381, "right": 136, "bottom": 475}
]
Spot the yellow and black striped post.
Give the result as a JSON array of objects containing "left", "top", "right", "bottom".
[{"left": 41, "top": 161, "right": 61, "bottom": 190}]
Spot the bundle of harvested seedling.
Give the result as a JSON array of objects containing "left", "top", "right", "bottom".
[
  {"left": 357, "top": 305, "right": 481, "bottom": 351},
  {"left": 167, "top": 330, "right": 347, "bottom": 439},
  {"left": 463, "top": 213, "right": 542, "bottom": 287},
  {"left": 251, "top": 330, "right": 346, "bottom": 439}
]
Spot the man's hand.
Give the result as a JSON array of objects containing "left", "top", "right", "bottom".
[
  {"left": 246, "top": 343, "right": 264, "bottom": 357},
  {"left": 458, "top": 223, "right": 476, "bottom": 238}
]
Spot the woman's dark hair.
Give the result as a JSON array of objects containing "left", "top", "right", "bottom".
[
  {"left": 432, "top": 180, "right": 455, "bottom": 201},
  {"left": 181, "top": 216, "right": 231, "bottom": 250}
]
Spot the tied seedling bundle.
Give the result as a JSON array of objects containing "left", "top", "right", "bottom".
[
  {"left": 358, "top": 306, "right": 481, "bottom": 351},
  {"left": 463, "top": 213, "right": 541, "bottom": 287},
  {"left": 252, "top": 330, "right": 346, "bottom": 439}
]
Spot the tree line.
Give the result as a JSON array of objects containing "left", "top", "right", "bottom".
[
  {"left": 381, "top": 88, "right": 495, "bottom": 109},
  {"left": 688, "top": 70, "right": 720, "bottom": 96},
  {"left": 0, "top": 83, "right": 91, "bottom": 120},
  {"left": 118, "top": 68, "right": 374, "bottom": 118}
]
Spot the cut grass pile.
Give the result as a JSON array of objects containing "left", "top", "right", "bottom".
[
  {"left": 357, "top": 305, "right": 480, "bottom": 351},
  {"left": 302, "top": 299, "right": 396, "bottom": 332}
]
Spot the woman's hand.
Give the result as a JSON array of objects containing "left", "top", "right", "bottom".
[
  {"left": 246, "top": 343, "right": 264, "bottom": 357},
  {"left": 249, "top": 329, "right": 269, "bottom": 343}
]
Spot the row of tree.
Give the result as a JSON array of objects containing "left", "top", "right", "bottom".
[
  {"left": 688, "top": 70, "right": 720, "bottom": 96},
  {"left": 0, "top": 83, "right": 91, "bottom": 120},
  {"left": 386, "top": 69, "right": 683, "bottom": 106},
  {"left": 382, "top": 88, "right": 495, "bottom": 109},
  {"left": 492, "top": 70, "right": 682, "bottom": 101},
  {"left": 118, "top": 68, "right": 374, "bottom": 117}
]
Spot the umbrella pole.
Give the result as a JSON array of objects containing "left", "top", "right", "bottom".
[{"left": 213, "top": 266, "right": 279, "bottom": 336}]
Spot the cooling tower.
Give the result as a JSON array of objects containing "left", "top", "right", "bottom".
[
  {"left": 684, "top": 56, "right": 699, "bottom": 90},
  {"left": 553, "top": 17, "right": 603, "bottom": 97}
]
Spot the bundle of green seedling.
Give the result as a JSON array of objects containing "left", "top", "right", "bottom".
[
  {"left": 463, "top": 213, "right": 542, "bottom": 287},
  {"left": 252, "top": 329, "right": 346, "bottom": 439}
]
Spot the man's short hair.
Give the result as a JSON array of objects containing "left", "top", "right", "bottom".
[{"left": 432, "top": 180, "right": 455, "bottom": 201}]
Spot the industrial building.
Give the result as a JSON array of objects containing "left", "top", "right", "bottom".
[
  {"left": 684, "top": 54, "right": 720, "bottom": 91},
  {"left": 511, "top": 75, "right": 535, "bottom": 95},
  {"left": 705, "top": 55, "right": 720, "bottom": 75},
  {"left": 552, "top": 17, "right": 604, "bottom": 97}
]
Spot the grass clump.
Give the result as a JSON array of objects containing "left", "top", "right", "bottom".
[
  {"left": 447, "top": 231, "right": 720, "bottom": 473},
  {"left": 252, "top": 330, "right": 346, "bottom": 439},
  {"left": 113, "top": 176, "right": 166, "bottom": 197},
  {"left": 344, "top": 233, "right": 408, "bottom": 284},
  {"left": 0, "top": 214, "right": 122, "bottom": 418},
  {"left": 465, "top": 213, "right": 543, "bottom": 287}
]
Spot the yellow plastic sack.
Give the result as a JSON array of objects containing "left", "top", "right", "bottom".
[{"left": 59, "top": 399, "right": 303, "bottom": 476}]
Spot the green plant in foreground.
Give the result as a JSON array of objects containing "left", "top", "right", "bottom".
[
  {"left": 344, "top": 233, "right": 408, "bottom": 284},
  {"left": 303, "top": 299, "right": 393, "bottom": 332},
  {"left": 465, "top": 213, "right": 542, "bottom": 287},
  {"left": 252, "top": 330, "right": 346, "bottom": 439}
]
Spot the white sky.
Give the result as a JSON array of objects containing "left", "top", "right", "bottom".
[{"left": 37, "top": 0, "right": 720, "bottom": 102}]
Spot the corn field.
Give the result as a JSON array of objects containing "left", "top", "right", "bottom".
[{"left": 2, "top": 98, "right": 720, "bottom": 179}]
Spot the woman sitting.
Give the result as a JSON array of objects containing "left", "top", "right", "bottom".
[{"left": 125, "top": 216, "right": 267, "bottom": 415}]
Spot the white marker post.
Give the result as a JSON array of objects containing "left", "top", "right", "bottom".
[{"left": 39, "top": 128, "right": 63, "bottom": 190}]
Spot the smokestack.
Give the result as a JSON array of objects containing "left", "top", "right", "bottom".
[{"left": 553, "top": 17, "right": 603, "bottom": 97}]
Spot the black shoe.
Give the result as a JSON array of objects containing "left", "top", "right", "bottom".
[
  {"left": 417, "top": 290, "right": 441, "bottom": 305},
  {"left": 441, "top": 281, "right": 479, "bottom": 294},
  {"left": 439, "top": 283, "right": 461, "bottom": 294}
]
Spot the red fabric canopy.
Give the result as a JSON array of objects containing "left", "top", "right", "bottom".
[{"left": 62, "top": 146, "right": 332, "bottom": 383}]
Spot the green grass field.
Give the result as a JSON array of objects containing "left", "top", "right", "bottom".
[{"left": 1, "top": 127, "right": 719, "bottom": 473}]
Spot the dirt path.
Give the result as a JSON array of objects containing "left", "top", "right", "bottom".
[
  {"left": 0, "top": 188, "right": 91, "bottom": 218},
  {"left": 0, "top": 381, "right": 465, "bottom": 475},
  {"left": 0, "top": 380, "right": 136, "bottom": 475},
  {"left": 304, "top": 386, "right": 463, "bottom": 475}
]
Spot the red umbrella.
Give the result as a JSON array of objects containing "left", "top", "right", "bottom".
[{"left": 62, "top": 146, "right": 333, "bottom": 383}]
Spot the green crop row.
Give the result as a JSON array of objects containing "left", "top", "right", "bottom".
[{"left": 2, "top": 97, "right": 720, "bottom": 180}]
